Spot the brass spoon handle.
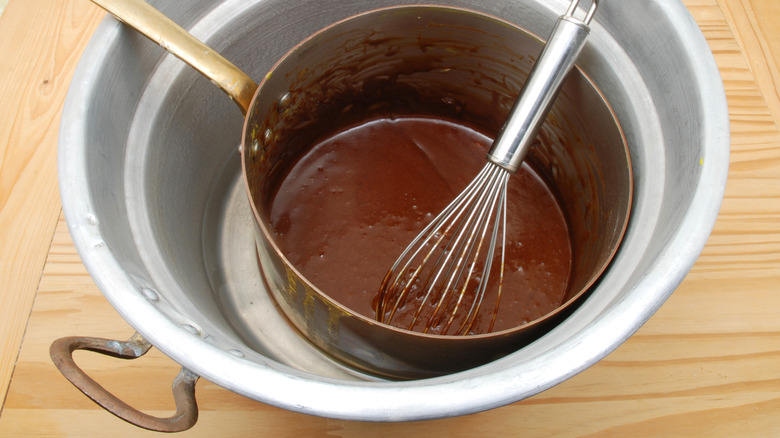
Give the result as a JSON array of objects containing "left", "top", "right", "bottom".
[{"left": 91, "top": 0, "right": 258, "bottom": 115}]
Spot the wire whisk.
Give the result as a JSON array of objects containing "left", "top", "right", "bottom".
[{"left": 375, "top": 0, "right": 598, "bottom": 335}]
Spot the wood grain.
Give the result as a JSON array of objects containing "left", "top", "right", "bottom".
[
  {"left": 1, "top": 0, "right": 780, "bottom": 436},
  {"left": 718, "top": 0, "right": 780, "bottom": 127},
  {"left": 0, "top": 0, "right": 104, "bottom": 408}
]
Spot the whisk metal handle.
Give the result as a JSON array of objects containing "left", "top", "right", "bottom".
[{"left": 487, "top": 4, "right": 594, "bottom": 173}]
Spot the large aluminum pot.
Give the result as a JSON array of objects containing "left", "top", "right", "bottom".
[{"left": 57, "top": 0, "right": 728, "bottom": 428}]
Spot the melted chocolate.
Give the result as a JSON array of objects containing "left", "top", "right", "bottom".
[{"left": 268, "top": 116, "right": 571, "bottom": 334}]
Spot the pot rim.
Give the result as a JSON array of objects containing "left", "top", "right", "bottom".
[{"left": 58, "top": 0, "right": 729, "bottom": 421}]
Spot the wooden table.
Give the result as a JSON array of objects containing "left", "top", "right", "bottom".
[{"left": 1, "top": 0, "right": 779, "bottom": 436}]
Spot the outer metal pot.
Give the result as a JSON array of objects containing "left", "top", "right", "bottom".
[
  {"left": 243, "top": 6, "right": 632, "bottom": 378},
  {"left": 58, "top": 0, "right": 729, "bottom": 425}
]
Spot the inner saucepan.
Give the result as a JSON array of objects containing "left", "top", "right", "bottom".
[{"left": 241, "top": 5, "right": 631, "bottom": 379}]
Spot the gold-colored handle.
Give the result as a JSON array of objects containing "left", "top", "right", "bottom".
[{"left": 91, "top": 0, "right": 257, "bottom": 115}]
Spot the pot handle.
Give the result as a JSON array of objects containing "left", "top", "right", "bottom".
[
  {"left": 89, "top": 0, "right": 258, "bottom": 115},
  {"left": 50, "top": 333, "right": 200, "bottom": 432}
]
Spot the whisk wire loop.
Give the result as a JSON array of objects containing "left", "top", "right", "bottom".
[
  {"left": 377, "top": 163, "right": 510, "bottom": 335},
  {"left": 565, "top": 0, "right": 598, "bottom": 25},
  {"left": 429, "top": 164, "right": 507, "bottom": 334},
  {"left": 404, "top": 174, "right": 492, "bottom": 330},
  {"left": 378, "top": 164, "right": 494, "bottom": 326},
  {"left": 450, "top": 167, "right": 509, "bottom": 334}
]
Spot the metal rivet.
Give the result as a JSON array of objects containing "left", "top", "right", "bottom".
[
  {"left": 182, "top": 323, "right": 203, "bottom": 337},
  {"left": 279, "top": 91, "right": 292, "bottom": 108},
  {"left": 86, "top": 213, "right": 99, "bottom": 226},
  {"left": 141, "top": 287, "right": 160, "bottom": 302},
  {"left": 227, "top": 349, "right": 245, "bottom": 358}
]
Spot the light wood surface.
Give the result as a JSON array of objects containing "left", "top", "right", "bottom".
[
  {"left": 1, "top": 0, "right": 779, "bottom": 436},
  {"left": 0, "top": 0, "right": 104, "bottom": 412}
]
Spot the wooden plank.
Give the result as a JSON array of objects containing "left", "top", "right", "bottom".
[
  {"left": 0, "top": 0, "right": 104, "bottom": 408},
  {"left": 718, "top": 0, "right": 780, "bottom": 127}
]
